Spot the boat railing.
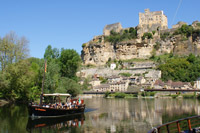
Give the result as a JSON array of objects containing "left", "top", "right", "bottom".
[{"left": 148, "top": 115, "right": 200, "bottom": 133}]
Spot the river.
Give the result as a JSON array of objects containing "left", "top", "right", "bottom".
[{"left": 0, "top": 98, "right": 199, "bottom": 133}]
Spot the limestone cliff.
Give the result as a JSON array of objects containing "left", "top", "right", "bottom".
[{"left": 81, "top": 21, "right": 200, "bottom": 66}]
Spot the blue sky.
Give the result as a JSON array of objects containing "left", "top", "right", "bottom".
[{"left": 0, "top": 0, "right": 199, "bottom": 58}]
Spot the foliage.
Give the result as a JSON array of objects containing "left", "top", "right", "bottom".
[
  {"left": 118, "top": 72, "right": 132, "bottom": 77},
  {"left": 158, "top": 54, "right": 200, "bottom": 82},
  {"left": 141, "top": 92, "right": 156, "bottom": 97},
  {"left": 105, "top": 28, "right": 137, "bottom": 43},
  {"left": 44, "top": 45, "right": 59, "bottom": 61},
  {"left": 114, "top": 92, "right": 126, "bottom": 98},
  {"left": 104, "top": 91, "right": 111, "bottom": 98},
  {"left": 173, "top": 24, "right": 194, "bottom": 38},
  {"left": 160, "top": 32, "right": 170, "bottom": 41},
  {"left": 142, "top": 32, "right": 153, "bottom": 40},
  {"left": 0, "top": 32, "right": 29, "bottom": 71},
  {"left": 197, "top": 23, "right": 200, "bottom": 27},
  {"left": 99, "top": 76, "right": 107, "bottom": 83},
  {"left": 57, "top": 77, "right": 81, "bottom": 97},
  {"left": 0, "top": 60, "right": 36, "bottom": 101},
  {"left": 171, "top": 94, "right": 179, "bottom": 99},
  {"left": 59, "top": 49, "right": 81, "bottom": 79},
  {"left": 152, "top": 30, "right": 156, "bottom": 35},
  {"left": 0, "top": 44, "right": 83, "bottom": 102},
  {"left": 82, "top": 43, "right": 86, "bottom": 48},
  {"left": 82, "top": 77, "right": 91, "bottom": 90}
]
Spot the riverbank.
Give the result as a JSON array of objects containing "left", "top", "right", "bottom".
[{"left": 80, "top": 92, "right": 200, "bottom": 99}]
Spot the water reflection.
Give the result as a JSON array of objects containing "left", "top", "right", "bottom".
[
  {"left": 26, "top": 114, "right": 85, "bottom": 133},
  {"left": 0, "top": 98, "right": 200, "bottom": 133}
]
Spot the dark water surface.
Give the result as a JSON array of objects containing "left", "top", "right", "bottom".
[{"left": 0, "top": 98, "right": 199, "bottom": 133}]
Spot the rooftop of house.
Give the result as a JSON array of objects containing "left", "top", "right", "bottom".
[
  {"left": 154, "top": 80, "right": 191, "bottom": 88},
  {"left": 94, "top": 84, "right": 110, "bottom": 89}
]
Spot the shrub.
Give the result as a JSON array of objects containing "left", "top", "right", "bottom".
[
  {"left": 171, "top": 94, "right": 179, "bottom": 99},
  {"left": 82, "top": 43, "right": 86, "bottom": 48},
  {"left": 160, "top": 32, "right": 170, "bottom": 40},
  {"left": 114, "top": 92, "right": 126, "bottom": 98},
  {"left": 142, "top": 32, "right": 153, "bottom": 40},
  {"left": 104, "top": 91, "right": 111, "bottom": 98},
  {"left": 119, "top": 72, "right": 132, "bottom": 77}
]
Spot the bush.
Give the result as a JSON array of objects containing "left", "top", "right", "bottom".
[
  {"left": 141, "top": 92, "right": 156, "bottom": 97},
  {"left": 104, "top": 28, "right": 137, "bottom": 43},
  {"left": 119, "top": 72, "right": 132, "bottom": 77},
  {"left": 104, "top": 91, "right": 111, "bottom": 98},
  {"left": 114, "top": 92, "right": 126, "bottom": 98},
  {"left": 82, "top": 43, "right": 86, "bottom": 48},
  {"left": 160, "top": 32, "right": 170, "bottom": 41},
  {"left": 142, "top": 32, "right": 153, "bottom": 40},
  {"left": 171, "top": 94, "right": 179, "bottom": 99}
]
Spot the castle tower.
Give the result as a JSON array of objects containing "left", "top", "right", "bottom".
[{"left": 138, "top": 9, "right": 168, "bottom": 33}]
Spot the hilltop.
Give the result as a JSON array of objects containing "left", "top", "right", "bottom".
[{"left": 81, "top": 9, "right": 200, "bottom": 66}]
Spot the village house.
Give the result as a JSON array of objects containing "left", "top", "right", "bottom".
[
  {"left": 110, "top": 81, "right": 129, "bottom": 92},
  {"left": 93, "top": 84, "right": 110, "bottom": 92},
  {"left": 89, "top": 78, "right": 101, "bottom": 87},
  {"left": 153, "top": 80, "right": 193, "bottom": 90},
  {"left": 107, "top": 75, "right": 121, "bottom": 83}
]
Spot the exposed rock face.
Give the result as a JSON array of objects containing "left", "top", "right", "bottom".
[
  {"left": 81, "top": 40, "right": 156, "bottom": 66},
  {"left": 81, "top": 20, "right": 200, "bottom": 66}
]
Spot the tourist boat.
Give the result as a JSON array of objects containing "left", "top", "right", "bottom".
[
  {"left": 26, "top": 113, "right": 85, "bottom": 131},
  {"left": 28, "top": 61, "right": 85, "bottom": 117},
  {"left": 28, "top": 93, "right": 85, "bottom": 117},
  {"left": 148, "top": 115, "right": 200, "bottom": 133}
]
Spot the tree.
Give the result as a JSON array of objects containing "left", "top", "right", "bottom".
[
  {"left": 59, "top": 49, "right": 81, "bottom": 79},
  {"left": 0, "top": 32, "right": 29, "bottom": 71},
  {"left": 57, "top": 77, "right": 81, "bottom": 97},
  {"left": 0, "top": 60, "right": 35, "bottom": 101}
]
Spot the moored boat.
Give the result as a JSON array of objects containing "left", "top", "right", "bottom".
[{"left": 28, "top": 93, "right": 85, "bottom": 117}]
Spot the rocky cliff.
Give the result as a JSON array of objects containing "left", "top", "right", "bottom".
[{"left": 81, "top": 21, "right": 200, "bottom": 66}]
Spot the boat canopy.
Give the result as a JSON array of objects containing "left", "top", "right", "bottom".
[{"left": 43, "top": 93, "right": 71, "bottom": 97}]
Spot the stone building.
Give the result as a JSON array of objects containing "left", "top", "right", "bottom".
[
  {"left": 138, "top": 9, "right": 168, "bottom": 34},
  {"left": 103, "top": 22, "right": 122, "bottom": 36}
]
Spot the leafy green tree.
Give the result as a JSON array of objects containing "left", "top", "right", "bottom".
[
  {"left": 57, "top": 77, "right": 81, "bottom": 97},
  {"left": 0, "top": 60, "right": 35, "bottom": 101},
  {"left": 59, "top": 49, "right": 81, "bottom": 79},
  {"left": 0, "top": 32, "right": 29, "bottom": 71}
]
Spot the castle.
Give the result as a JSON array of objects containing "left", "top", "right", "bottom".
[
  {"left": 81, "top": 9, "right": 200, "bottom": 66},
  {"left": 102, "top": 9, "right": 168, "bottom": 37},
  {"left": 139, "top": 9, "right": 168, "bottom": 32}
]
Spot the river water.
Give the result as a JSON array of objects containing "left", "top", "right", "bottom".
[{"left": 0, "top": 98, "right": 199, "bottom": 133}]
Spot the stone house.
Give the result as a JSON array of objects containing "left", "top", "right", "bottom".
[
  {"left": 153, "top": 80, "right": 193, "bottom": 90},
  {"left": 107, "top": 76, "right": 121, "bottom": 83},
  {"left": 93, "top": 84, "right": 110, "bottom": 92},
  {"left": 103, "top": 22, "right": 122, "bottom": 36},
  {"left": 110, "top": 81, "right": 129, "bottom": 92},
  {"left": 153, "top": 80, "right": 164, "bottom": 89},
  {"left": 136, "top": 76, "right": 146, "bottom": 85},
  {"left": 89, "top": 78, "right": 101, "bottom": 87}
]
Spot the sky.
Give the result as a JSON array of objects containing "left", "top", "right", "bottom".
[{"left": 0, "top": 0, "right": 199, "bottom": 59}]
